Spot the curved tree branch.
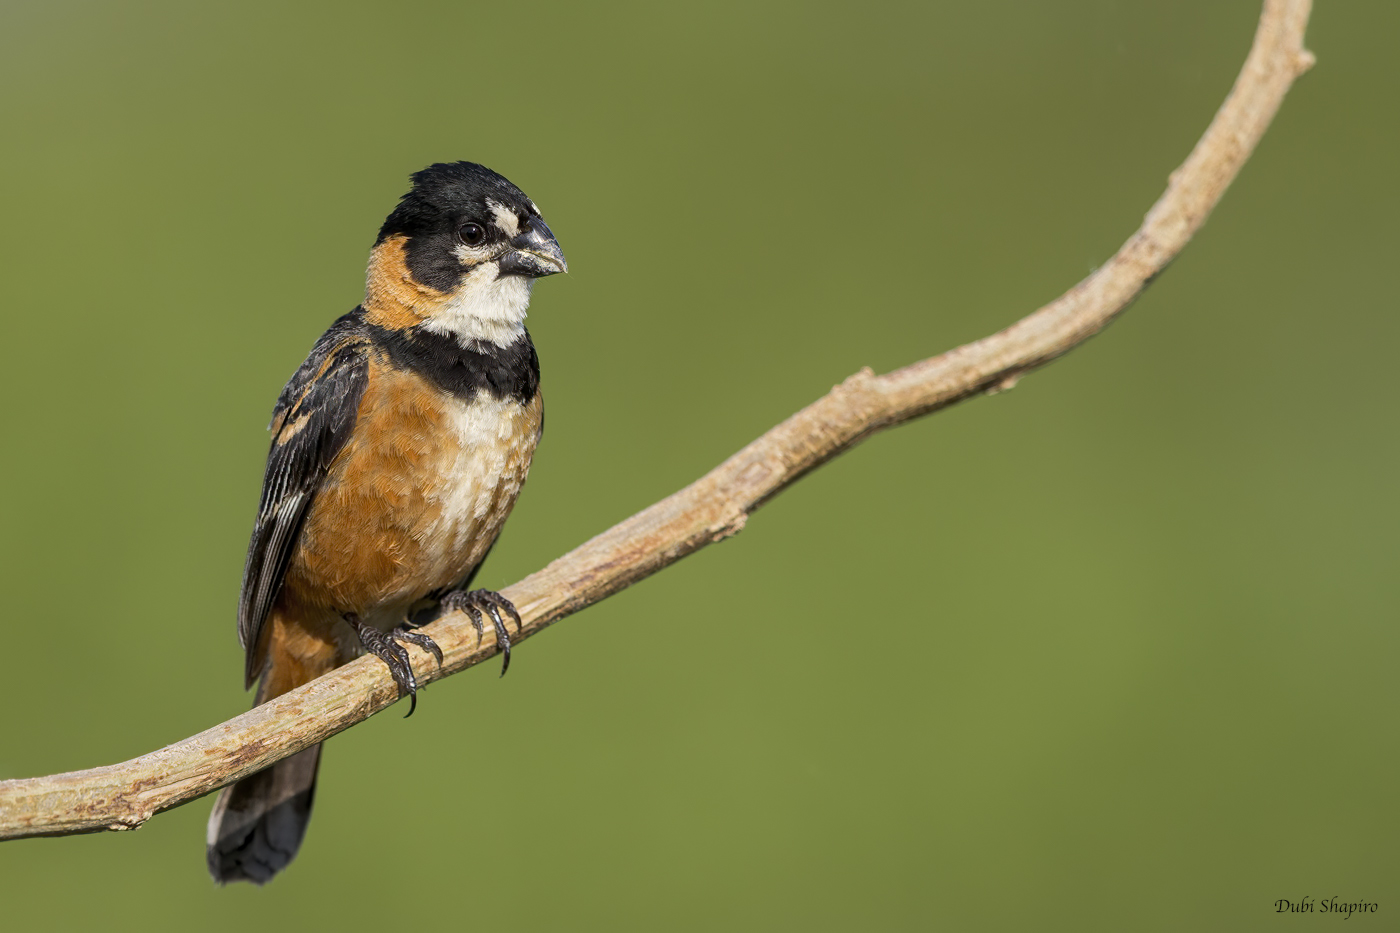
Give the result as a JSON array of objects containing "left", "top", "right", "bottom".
[{"left": 0, "top": 0, "right": 1314, "bottom": 840}]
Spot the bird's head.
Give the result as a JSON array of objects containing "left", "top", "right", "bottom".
[{"left": 365, "top": 161, "right": 566, "bottom": 346}]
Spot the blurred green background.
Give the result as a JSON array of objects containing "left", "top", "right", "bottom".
[{"left": 1, "top": 0, "right": 1394, "bottom": 929}]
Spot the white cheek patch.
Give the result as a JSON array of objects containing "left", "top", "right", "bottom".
[
  {"left": 422, "top": 263, "right": 534, "bottom": 348},
  {"left": 486, "top": 199, "right": 521, "bottom": 238},
  {"left": 452, "top": 241, "right": 492, "bottom": 264}
]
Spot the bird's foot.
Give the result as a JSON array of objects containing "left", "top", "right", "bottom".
[
  {"left": 344, "top": 612, "right": 442, "bottom": 717},
  {"left": 440, "top": 589, "right": 522, "bottom": 677},
  {"left": 392, "top": 625, "right": 444, "bottom": 667}
]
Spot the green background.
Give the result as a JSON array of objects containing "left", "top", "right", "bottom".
[{"left": 1, "top": 1, "right": 1394, "bottom": 929}]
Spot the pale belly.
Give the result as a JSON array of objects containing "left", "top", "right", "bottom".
[{"left": 413, "top": 393, "right": 538, "bottom": 596}]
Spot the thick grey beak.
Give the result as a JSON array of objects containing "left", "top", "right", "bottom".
[{"left": 497, "top": 217, "right": 567, "bottom": 278}]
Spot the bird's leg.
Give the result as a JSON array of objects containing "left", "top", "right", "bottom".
[
  {"left": 344, "top": 612, "right": 438, "bottom": 717},
  {"left": 440, "top": 589, "right": 523, "bottom": 677}
]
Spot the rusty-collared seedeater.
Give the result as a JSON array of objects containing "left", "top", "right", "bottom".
[{"left": 206, "top": 162, "right": 566, "bottom": 884}]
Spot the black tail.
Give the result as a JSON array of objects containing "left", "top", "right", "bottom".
[{"left": 206, "top": 744, "right": 321, "bottom": 884}]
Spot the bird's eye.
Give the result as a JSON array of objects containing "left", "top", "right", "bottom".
[{"left": 458, "top": 222, "right": 486, "bottom": 246}]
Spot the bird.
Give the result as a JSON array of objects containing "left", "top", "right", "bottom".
[{"left": 205, "top": 161, "right": 567, "bottom": 884}]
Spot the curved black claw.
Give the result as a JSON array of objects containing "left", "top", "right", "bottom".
[
  {"left": 393, "top": 626, "right": 444, "bottom": 667},
  {"left": 440, "top": 589, "right": 523, "bottom": 677},
  {"left": 346, "top": 613, "right": 436, "bottom": 717}
]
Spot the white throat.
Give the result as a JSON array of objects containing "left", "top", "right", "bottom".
[{"left": 422, "top": 265, "right": 533, "bottom": 348}]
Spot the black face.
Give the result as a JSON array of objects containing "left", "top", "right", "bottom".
[{"left": 375, "top": 161, "right": 554, "bottom": 292}]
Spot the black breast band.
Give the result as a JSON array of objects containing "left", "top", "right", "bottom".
[{"left": 364, "top": 319, "right": 540, "bottom": 405}]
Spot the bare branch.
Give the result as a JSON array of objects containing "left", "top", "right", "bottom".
[{"left": 0, "top": 0, "right": 1314, "bottom": 841}]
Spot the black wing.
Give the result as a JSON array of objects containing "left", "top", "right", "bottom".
[{"left": 237, "top": 314, "right": 369, "bottom": 687}]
